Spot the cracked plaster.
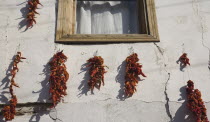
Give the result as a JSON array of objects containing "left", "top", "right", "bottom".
[{"left": 0, "top": 0, "right": 210, "bottom": 121}]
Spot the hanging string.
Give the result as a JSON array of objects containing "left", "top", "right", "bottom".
[
  {"left": 186, "top": 64, "right": 191, "bottom": 80},
  {"left": 14, "top": 44, "right": 21, "bottom": 54},
  {"left": 128, "top": 46, "right": 134, "bottom": 55},
  {"left": 93, "top": 50, "right": 98, "bottom": 56}
]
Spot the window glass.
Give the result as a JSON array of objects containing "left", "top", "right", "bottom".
[{"left": 76, "top": 0, "right": 139, "bottom": 34}]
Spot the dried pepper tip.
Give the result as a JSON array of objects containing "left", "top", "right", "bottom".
[
  {"left": 26, "top": 0, "right": 42, "bottom": 28},
  {"left": 186, "top": 80, "right": 209, "bottom": 122},
  {"left": 49, "top": 51, "right": 69, "bottom": 108},
  {"left": 179, "top": 53, "right": 190, "bottom": 66},
  {"left": 2, "top": 52, "right": 25, "bottom": 121},
  {"left": 124, "top": 53, "right": 146, "bottom": 97},
  {"left": 186, "top": 80, "right": 194, "bottom": 94},
  {"left": 87, "top": 56, "right": 106, "bottom": 91}
]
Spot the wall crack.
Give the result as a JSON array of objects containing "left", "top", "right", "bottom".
[
  {"left": 153, "top": 43, "right": 172, "bottom": 121},
  {"left": 192, "top": 0, "right": 210, "bottom": 70},
  {"left": 164, "top": 73, "right": 172, "bottom": 122},
  {"left": 153, "top": 43, "right": 164, "bottom": 56}
]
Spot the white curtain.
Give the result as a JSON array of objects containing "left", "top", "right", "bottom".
[{"left": 76, "top": 1, "right": 139, "bottom": 34}]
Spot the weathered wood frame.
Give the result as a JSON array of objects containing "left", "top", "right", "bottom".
[{"left": 56, "top": 0, "right": 159, "bottom": 43}]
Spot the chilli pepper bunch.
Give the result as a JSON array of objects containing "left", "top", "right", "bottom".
[
  {"left": 49, "top": 51, "right": 69, "bottom": 108},
  {"left": 186, "top": 80, "right": 209, "bottom": 122},
  {"left": 2, "top": 52, "right": 26, "bottom": 121},
  {"left": 179, "top": 53, "right": 190, "bottom": 66},
  {"left": 125, "top": 53, "right": 146, "bottom": 97},
  {"left": 26, "top": 0, "right": 42, "bottom": 28},
  {"left": 87, "top": 56, "right": 106, "bottom": 91}
]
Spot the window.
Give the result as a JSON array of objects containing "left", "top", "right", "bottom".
[
  {"left": 76, "top": 1, "right": 139, "bottom": 34},
  {"left": 56, "top": 0, "right": 159, "bottom": 43}
]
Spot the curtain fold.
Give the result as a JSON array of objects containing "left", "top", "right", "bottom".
[{"left": 76, "top": 1, "right": 139, "bottom": 34}]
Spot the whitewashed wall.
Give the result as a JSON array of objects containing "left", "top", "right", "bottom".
[{"left": 0, "top": 0, "right": 210, "bottom": 122}]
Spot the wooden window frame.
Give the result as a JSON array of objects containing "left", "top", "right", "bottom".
[{"left": 56, "top": 0, "right": 159, "bottom": 43}]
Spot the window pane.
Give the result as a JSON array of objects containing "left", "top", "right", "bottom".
[{"left": 76, "top": 0, "right": 139, "bottom": 34}]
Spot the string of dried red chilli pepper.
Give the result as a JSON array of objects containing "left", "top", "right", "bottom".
[
  {"left": 125, "top": 53, "right": 146, "bottom": 97},
  {"left": 87, "top": 56, "right": 107, "bottom": 91},
  {"left": 49, "top": 51, "right": 69, "bottom": 108},
  {"left": 1, "top": 52, "right": 26, "bottom": 121},
  {"left": 186, "top": 80, "right": 209, "bottom": 122},
  {"left": 26, "top": 0, "right": 42, "bottom": 28},
  {"left": 179, "top": 53, "right": 190, "bottom": 66}
]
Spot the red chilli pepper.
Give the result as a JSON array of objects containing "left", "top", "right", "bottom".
[
  {"left": 2, "top": 52, "right": 25, "bottom": 121},
  {"left": 125, "top": 53, "right": 146, "bottom": 97},
  {"left": 87, "top": 56, "right": 107, "bottom": 91},
  {"left": 49, "top": 51, "right": 69, "bottom": 108},
  {"left": 26, "top": 0, "right": 42, "bottom": 28},
  {"left": 179, "top": 53, "right": 190, "bottom": 66},
  {"left": 186, "top": 80, "right": 209, "bottom": 122}
]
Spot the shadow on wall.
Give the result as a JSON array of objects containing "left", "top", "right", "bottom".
[
  {"left": 172, "top": 86, "right": 196, "bottom": 122},
  {"left": 54, "top": 0, "right": 59, "bottom": 41},
  {"left": 17, "top": 1, "right": 29, "bottom": 32},
  {"left": 0, "top": 91, "right": 9, "bottom": 104},
  {"left": 28, "top": 104, "right": 51, "bottom": 122},
  {"left": 0, "top": 103, "right": 52, "bottom": 122},
  {"left": 176, "top": 58, "right": 186, "bottom": 72},
  {"left": 32, "top": 62, "right": 51, "bottom": 103},
  {"left": 115, "top": 60, "right": 126, "bottom": 101},
  {"left": 77, "top": 63, "right": 91, "bottom": 97},
  {"left": 30, "top": 59, "right": 52, "bottom": 122},
  {"left": 0, "top": 55, "right": 16, "bottom": 104},
  {"left": 0, "top": 114, "right": 5, "bottom": 122},
  {"left": 176, "top": 59, "right": 185, "bottom": 72}
]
